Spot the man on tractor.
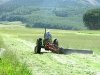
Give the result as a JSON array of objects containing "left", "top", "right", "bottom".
[
  {"left": 43, "top": 30, "right": 60, "bottom": 53},
  {"left": 34, "top": 28, "right": 61, "bottom": 54},
  {"left": 44, "top": 31, "right": 52, "bottom": 42}
]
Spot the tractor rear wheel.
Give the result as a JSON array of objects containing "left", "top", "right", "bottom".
[
  {"left": 53, "top": 39, "right": 59, "bottom": 47},
  {"left": 34, "top": 38, "right": 42, "bottom": 54}
]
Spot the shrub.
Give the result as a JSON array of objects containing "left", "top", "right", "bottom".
[{"left": 83, "top": 9, "right": 100, "bottom": 30}]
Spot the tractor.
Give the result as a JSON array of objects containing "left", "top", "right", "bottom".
[
  {"left": 34, "top": 28, "right": 62, "bottom": 54},
  {"left": 34, "top": 28, "right": 93, "bottom": 54}
]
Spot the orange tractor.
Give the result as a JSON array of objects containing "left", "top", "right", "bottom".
[{"left": 34, "top": 28, "right": 63, "bottom": 54}]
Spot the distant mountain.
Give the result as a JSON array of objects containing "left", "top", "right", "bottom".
[
  {"left": 1, "top": 0, "right": 100, "bottom": 7},
  {"left": 61, "top": 0, "right": 100, "bottom": 6},
  {"left": 0, "top": 0, "right": 9, "bottom": 5},
  {"left": 0, "top": 0, "right": 99, "bottom": 13},
  {"left": 64, "top": 0, "right": 100, "bottom": 5},
  {"left": 79, "top": 0, "right": 100, "bottom": 6}
]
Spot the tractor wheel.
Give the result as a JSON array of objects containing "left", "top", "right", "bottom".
[
  {"left": 34, "top": 38, "right": 42, "bottom": 54},
  {"left": 53, "top": 39, "right": 59, "bottom": 47}
]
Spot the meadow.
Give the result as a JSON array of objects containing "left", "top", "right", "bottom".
[{"left": 0, "top": 22, "right": 100, "bottom": 75}]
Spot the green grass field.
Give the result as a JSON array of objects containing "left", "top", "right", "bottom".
[
  {"left": 0, "top": 24, "right": 31, "bottom": 75},
  {"left": 0, "top": 22, "right": 100, "bottom": 75}
]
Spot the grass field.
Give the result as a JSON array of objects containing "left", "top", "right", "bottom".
[
  {"left": 0, "top": 24, "right": 31, "bottom": 75},
  {"left": 0, "top": 22, "right": 100, "bottom": 75}
]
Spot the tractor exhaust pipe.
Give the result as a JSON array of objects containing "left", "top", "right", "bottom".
[{"left": 44, "top": 27, "right": 46, "bottom": 38}]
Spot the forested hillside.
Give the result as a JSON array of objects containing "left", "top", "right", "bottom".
[{"left": 0, "top": 0, "right": 100, "bottom": 30}]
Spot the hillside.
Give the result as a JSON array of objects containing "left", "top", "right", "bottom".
[{"left": 0, "top": 0, "right": 100, "bottom": 30}]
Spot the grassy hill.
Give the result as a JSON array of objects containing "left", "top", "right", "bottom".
[
  {"left": 0, "top": 22, "right": 100, "bottom": 75},
  {"left": 0, "top": 0, "right": 99, "bottom": 30}
]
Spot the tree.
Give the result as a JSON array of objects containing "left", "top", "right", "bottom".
[
  {"left": 83, "top": 9, "right": 100, "bottom": 30},
  {"left": 53, "top": 10, "right": 68, "bottom": 17}
]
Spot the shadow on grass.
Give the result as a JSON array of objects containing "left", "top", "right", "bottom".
[
  {"left": 34, "top": 52, "right": 52, "bottom": 54},
  {"left": 60, "top": 48, "right": 93, "bottom": 55}
]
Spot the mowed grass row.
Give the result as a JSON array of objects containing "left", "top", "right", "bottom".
[{"left": 0, "top": 34, "right": 31, "bottom": 75}]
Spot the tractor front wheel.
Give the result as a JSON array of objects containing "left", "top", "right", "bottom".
[
  {"left": 34, "top": 38, "right": 42, "bottom": 54},
  {"left": 53, "top": 39, "right": 59, "bottom": 47}
]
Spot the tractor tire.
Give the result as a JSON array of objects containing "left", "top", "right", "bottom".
[
  {"left": 34, "top": 38, "right": 42, "bottom": 54},
  {"left": 53, "top": 39, "right": 59, "bottom": 47}
]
